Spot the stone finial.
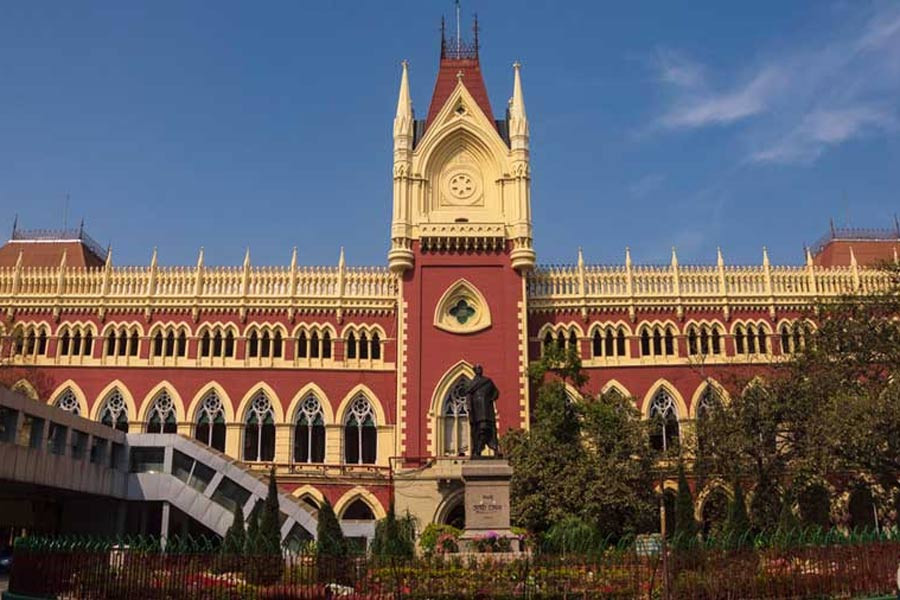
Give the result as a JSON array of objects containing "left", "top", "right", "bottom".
[
  {"left": 806, "top": 246, "right": 814, "bottom": 267},
  {"left": 196, "top": 247, "right": 205, "bottom": 268},
  {"left": 577, "top": 247, "right": 584, "bottom": 268},
  {"left": 290, "top": 246, "right": 298, "bottom": 270},
  {"left": 243, "top": 247, "right": 251, "bottom": 269},
  {"left": 670, "top": 246, "right": 678, "bottom": 268},
  {"left": 625, "top": 246, "right": 632, "bottom": 268},
  {"left": 762, "top": 246, "right": 770, "bottom": 267},
  {"left": 716, "top": 247, "right": 724, "bottom": 268},
  {"left": 149, "top": 247, "right": 157, "bottom": 269},
  {"left": 338, "top": 246, "right": 346, "bottom": 269}
]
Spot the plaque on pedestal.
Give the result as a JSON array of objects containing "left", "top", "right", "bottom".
[{"left": 460, "top": 459, "right": 520, "bottom": 552}]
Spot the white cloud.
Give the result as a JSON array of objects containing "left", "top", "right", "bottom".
[
  {"left": 659, "top": 68, "right": 784, "bottom": 129},
  {"left": 649, "top": 3, "right": 900, "bottom": 164},
  {"left": 751, "top": 107, "right": 896, "bottom": 164}
]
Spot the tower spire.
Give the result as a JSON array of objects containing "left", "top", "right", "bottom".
[
  {"left": 393, "top": 60, "right": 413, "bottom": 149},
  {"left": 509, "top": 61, "right": 529, "bottom": 151}
]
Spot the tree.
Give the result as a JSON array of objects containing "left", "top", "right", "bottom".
[
  {"left": 673, "top": 464, "right": 698, "bottom": 542},
  {"left": 723, "top": 480, "right": 750, "bottom": 541},
  {"left": 316, "top": 497, "right": 348, "bottom": 558},
  {"left": 245, "top": 506, "right": 259, "bottom": 555},
  {"left": 223, "top": 504, "right": 246, "bottom": 555},
  {"left": 258, "top": 467, "right": 282, "bottom": 555},
  {"left": 506, "top": 343, "right": 655, "bottom": 537},
  {"left": 370, "top": 502, "right": 415, "bottom": 560}
]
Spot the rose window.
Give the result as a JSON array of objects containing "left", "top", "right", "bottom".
[{"left": 448, "top": 173, "right": 475, "bottom": 200}]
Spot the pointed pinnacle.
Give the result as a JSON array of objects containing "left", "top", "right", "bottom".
[
  {"left": 625, "top": 247, "right": 632, "bottom": 267},
  {"left": 806, "top": 246, "right": 814, "bottom": 267},
  {"left": 716, "top": 247, "right": 724, "bottom": 267},
  {"left": 670, "top": 246, "right": 678, "bottom": 267},
  {"left": 243, "top": 246, "right": 251, "bottom": 268},
  {"left": 197, "top": 247, "right": 205, "bottom": 268},
  {"left": 848, "top": 245, "right": 857, "bottom": 267},
  {"left": 290, "top": 246, "right": 298, "bottom": 269},
  {"left": 338, "top": 246, "right": 345, "bottom": 268},
  {"left": 762, "top": 246, "right": 770, "bottom": 267}
]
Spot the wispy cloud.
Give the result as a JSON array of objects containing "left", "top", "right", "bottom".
[{"left": 649, "top": 4, "right": 900, "bottom": 165}]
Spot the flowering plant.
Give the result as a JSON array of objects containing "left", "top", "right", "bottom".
[
  {"left": 473, "top": 531, "right": 512, "bottom": 553},
  {"left": 435, "top": 532, "right": 459, "bottom": 554}
]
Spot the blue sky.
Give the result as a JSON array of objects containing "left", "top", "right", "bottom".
[{"left": 1, "top": 1, "right": 898, "bottom": 267}]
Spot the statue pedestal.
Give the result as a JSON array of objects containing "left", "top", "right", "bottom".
[{"left": 460, "top": 459, "right": 520, "bottom": 552}]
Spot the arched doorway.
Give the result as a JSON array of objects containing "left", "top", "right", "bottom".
[{"left": 700, "top": 487, "right": 729, "bottom": 538}]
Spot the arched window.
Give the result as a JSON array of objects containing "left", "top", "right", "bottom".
[
  {"left": 735, "top": 326, "right": 745, "bottom": 354},
  {"left": 567, "top": 330, "right": 578, "bottom": 352},
  {"left": 780, "top": 324, "right": 791, "bottom": 354},
  {"left": 260, "top": 330, "right": 271, "bottom": 357},
  {"left": 195, "top": 391, "right": 226, "bottom": 452},
  {"left": 342, "top": 498, "right": 376, "bottom": 521},
  {"left": 652, "top": 328, "right": 662, "bottom": 356},
  {"left": 107, "top": 331, "right": 117, "bottom": 356},
  {"left": 213, "top": 330, "right": 223, "bottom": 357},
  {"left": 370, "top": 332, "right": 381, "bottom": 360},
  {"left": 641, "top": 329, "right": 651, "bottom": 356},
  {"left": 711, "top": 328, "right": 721, "bottom": 354},
  {"left": 322, "top": 331, "right": 332, "bottom": 359},
  {"left": 616, "top": 328, "right": 626, "bottom": 356},
  {"left": 746, "top": 325, "right": 757, "bottom": 354},
  {"left": 757, "top": 327, "right": 767, "bottom": 354},
  {"left": 310, "top": 331, "right": 320, "bottom": 358},
  {"left": 130, "top": 331, "right": 139, "bottom": 356},
  {"left": 37, "top": 330, "right": 48, "bottom": 355},
  {"left": 648, "top": 388, "right": 679, "bottom": 452},
  {"left": 347, "top": 333, "right": 357, "bottom": 359},
  {"left": 664, "top": 327, "right": 674, "bottom": 356},
  {"left": 543, "top": 331, "right": 553, "bottom": 352},
  {"left": 344, "top": 394, "right": 376, "bottom": 464},
  {"left": 146, "top": 390, "right": 177, "bottom": 434},
  {"left": 224, "top": 330, "right": 235, "bottom": 357},
  {"left": 201, "top": 331, "right": 211, "bottom": 357},
  {"left": 441, "top": 377, "right": 470, "bottom": 456},
  {"left": 55, "top": 388, "right": 80, "bottom": 415},
  {"left": 297, "top": 331, "right": 308, "bottom": 358},
  {"left": 294, "top": 394, "right": 325, "bottom": 463},
  {"left": 695, "top": 385, "right": 720, "bottom": 454},
  {"left": 592, "top": 330, "right": 603, "bottom": 357},
  {"left": 248, "top": 331, "right": 259, "bottom": 358},
  {"left": 243, "top": 391, "right": 275, "bottom": 462},
  {"left": 700, "top": 327, "right": 710, "bottom": 354},
  {"left": 556, "top": 330, "right": 565, "bottom": 350},
  {"left": 60, "top": 329, "right": 71, "bottom": 356},
  {"left": 165, "top": 331, "right": 175, "bottom": 357},
  {"left": 100, "top": 389, "right": 129, "bottom": 432},
  {"left": 359, "top": 332, "right": 369, "bottom": 360},
  {"left": 177, "top": 329, "right": 187, "bottom": 356},
  {"left": 688, "top": 327, "right": 698, "bottom": 355}
]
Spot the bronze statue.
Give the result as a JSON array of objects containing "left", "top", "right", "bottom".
[{"left": 464, "top": 365, "right": 500, "bottom": 458}]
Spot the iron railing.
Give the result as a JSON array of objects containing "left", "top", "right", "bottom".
[{"left": 8, "top": 530, "right": 900, "bottom": 599}]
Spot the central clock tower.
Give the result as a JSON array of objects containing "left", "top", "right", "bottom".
[{"left": 388, "top": 28, "right": 534, "bottom": 465}]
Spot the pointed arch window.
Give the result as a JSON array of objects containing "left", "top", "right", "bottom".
[
  {"left": 342, "top": 498, "right": 376, "bottom": 521},
  {"left": 441, "top": 377, "right": 470, "bottom": 456},
  {"left": 688, "top": 326, "right": 698, "bottom": 355},
  {"left": 107, "top": 331, "right": 118, "bottom": 357},
  {"left": 243, "top": 391, "right": 275, "bottom": 462},
  {"left": 735, "top": 326, "right": 746, "bottom": 354},
  {"left": 347, "top": 333, "right": 357, "bottom": 359},
  {"left": 201, "top": 331, "right": 211, "bottom": 357},
  {"left": 695, "top": 385, "right": 720, "bottom": 455},
  {"left": 60, "top": 330, "right": 71, "bottom": 356},
  {"left": 310, "top": 331, "right": 320, "bottom": 358},
  {"left": 592, "top": 330, "right": 603, "bottom": 357},
  {"left": 293, "top": 394, "right": 325, "bottom": 464},
  {"left": 165, "top": 331, "right": 175, "bottom": 357},
  {"left": 344, "top": 394, "right": 376, "bottom": 464},
  {"left": 604, "top": 329, "right": 615, "bottom": 356},
  {"left": 780, "top": 324, "right": 791, "bottom": 353},
  {"left": 55, "top": 388, "right": 80, "bottom": 415},
  {"left": 370, "top": 332, "right": 381, "bottom": 360},
  {"left": 224, "top": 331, "right": 235, "bottom": 357},
  {"left": 640, "top": 329, "right": 650, "bottom": 356},
  {"left": 248, "top": 331, "right": 259, "bottom": 358},
  {"left": 297, "top": 331, "right": 308, "bottom": 358},
  {"left": 648, "top": 388, "right": 679, "bottom": 452},
  {"left": 260, "top": 330, "right": 271, "bottom": 357},
  {"left": 177, "top": 329, "right": 187, "bottom": 356},
  {"left": 195, "top": 391, "right": 226, "bottom": 452},
  {"left": 37, "top": 330, "right": 48, "bottom": 355},
  {"left": 359, "top": 332, "right": 369, "bottom": 359},
  {"left": 100, "top": 389, "right": 129, "bottom": 433},
  {"left": 129, "top": 331, "right": 139, "bottom": 356},
  {"left": 147, "top": 390, "right": 177, "bottom": 434},
  {"left": 543, "top": 331, "right": 553, "bottom": 352}
]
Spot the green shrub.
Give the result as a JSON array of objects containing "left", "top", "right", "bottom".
[
  {"left": 542, "top": 516, "right": 602, "bottom": 554},
  {"left": 370, "top": 503, "right": 416, "bottom": 559},
  {"left": 419, "top": 523, "right": 462, "bottom": 555}
]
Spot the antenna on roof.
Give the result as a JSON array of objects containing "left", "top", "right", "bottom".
[
  {"left": 455, "top": 0, "right": 461, "bottom": 59},
  {"left": 11, "top": 214, "right": 18, "bottom": 238},
  {"left": 78, "top": 217, "right": 84, "bottom": 238}
]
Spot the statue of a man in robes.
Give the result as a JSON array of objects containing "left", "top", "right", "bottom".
[{"left": 464, "top": 365, "right": 500, "bottom": 458}]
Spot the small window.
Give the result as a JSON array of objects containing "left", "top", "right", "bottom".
[
  {"left": 47, "top": 423, "right": 68, "bottom": 455},
  {"left": 110, "top": 442, "right": 126, "bottom": 470},
  {"left": 71, "top": 430, "right": 88, "bottom": 460},
  {"left": 130, "top": 447, "right": 165, "bottom": 473},
  {"left": 90, "top": 437, "right": 108, "bottom": 464},
  {"left": 0, "top": 407, "right": 19, "bottom": 444},
  {"left": 342, "top": 499, "right": 376, "bottom": 521},
  {"left": 210, "top": 476, "right": 252, "bottom": 514}
]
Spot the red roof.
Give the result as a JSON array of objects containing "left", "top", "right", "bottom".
[
  {"left": 813, "top": 239, "right": 899, "bottom": 267},
  {"left": 0, "top": 240, "right": 105, "bottom": 268},
  {"left": 425, "top": 56, "right": 495, "bottom": 132}
]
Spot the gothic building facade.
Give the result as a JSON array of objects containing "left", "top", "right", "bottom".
[{"left": 2, "top": 24, "right": 899, "bottom": 534}]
